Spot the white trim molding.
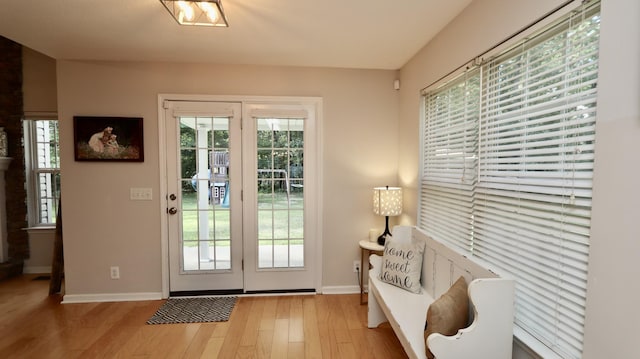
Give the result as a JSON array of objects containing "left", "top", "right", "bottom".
[
  {"left": 321, "top": 285, "right": 361, "bottom": 295},
  {"left": 62, "top": 292, "right": 163, "bottom": 304}
]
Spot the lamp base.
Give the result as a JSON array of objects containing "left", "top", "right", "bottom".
[
  {"left": 377, "top": 217, "right": 392, "bottom": 246},
  {"left": 377, "top": 233, "right": 389, "bottom": 246}
]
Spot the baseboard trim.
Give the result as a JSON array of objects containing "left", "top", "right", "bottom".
[
  {"left": 321, "top": 285, "right": 361, "bottom": 295},
  {"left": 62, "top": 287, "right": 363, "bottom": 302},
  {"left": 62, "top": 292, "right": 163, "bottom": 304}
]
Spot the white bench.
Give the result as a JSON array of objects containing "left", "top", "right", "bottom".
[{"left": 367, "top": 226, "right": 515, "bottom": 359}]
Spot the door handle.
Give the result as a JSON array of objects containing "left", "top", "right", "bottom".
[
  {"left": 168, "top": 207, "right": 178, "bottom": 215},
  {"left": 169, "top": 194, "right": 177, "bottom": 201}
]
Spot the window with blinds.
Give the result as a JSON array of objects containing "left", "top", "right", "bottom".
[
  {"left": 419, "top": 1, "right": 599, "bottom": 358},
  {"left": 24, "top": 118, "right": 61, "bottom": 226},
  {"left": 421, "top": 69, "right": 480, "bottom": 253}
]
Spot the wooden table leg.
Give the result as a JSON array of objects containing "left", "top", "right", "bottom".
[{"left": 360, "top": 247, "right": 366, "bottom": 305}]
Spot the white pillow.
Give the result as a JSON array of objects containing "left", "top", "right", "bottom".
[
  {"left": 391, "top": 225, "right": 412, "bottom": 241},
  {"left": 379, "top": 236, "right": 425, "bottom": 293}
]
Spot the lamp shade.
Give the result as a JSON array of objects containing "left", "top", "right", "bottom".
[
  {"left": 160, "top": 0, "right": 229, "bottom": 27},
  {"left": 373, "top": 187, "right": 402, "bottom": 216}
]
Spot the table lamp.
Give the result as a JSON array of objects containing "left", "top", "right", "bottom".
[{"left": 373, "top": 186, "right": 403, "bottom": 245}]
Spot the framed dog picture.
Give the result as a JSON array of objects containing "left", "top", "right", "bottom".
[{"left": 73, "top": 116, "right": 144, "bottom": 162}]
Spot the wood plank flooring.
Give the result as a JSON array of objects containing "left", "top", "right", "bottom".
[{"left": 0, "top": 275, "right": 407, "bottom": 358}]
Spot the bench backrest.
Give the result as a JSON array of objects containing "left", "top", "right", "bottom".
[{"left": 392, "top": 225, "right": 498, "bottom": 299}]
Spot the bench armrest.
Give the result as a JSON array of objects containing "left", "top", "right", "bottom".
[{"left": 427, "top": 278, "right": 515, "bottom": 359}]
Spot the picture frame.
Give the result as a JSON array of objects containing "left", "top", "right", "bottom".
[{"left": 73, "top": 116, "right": 144, "bottom": 162}]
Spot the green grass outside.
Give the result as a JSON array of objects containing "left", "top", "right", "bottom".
[{"left": 180, "top": 191, "right": 304, "bottom": 246}]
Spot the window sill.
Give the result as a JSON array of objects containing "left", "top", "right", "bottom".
[
  {"left": 514, "top": 326, "right": 563, "bottom": 359},
  {"left": 23, "top": 226, "right": 56, "bottom": 235}
]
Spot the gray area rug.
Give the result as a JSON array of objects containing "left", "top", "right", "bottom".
[{"left": 146, "top": 296, "right": 237, "bottom": 324}]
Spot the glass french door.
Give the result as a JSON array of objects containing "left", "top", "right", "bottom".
[
  {"left": 163, "top": 98, "right": 319, "bottom": 294},
  {"left": 165, "top": 101, "right": 243, "bottom": 293},
  {"left": 242, "top": 104, "right": 317, "bottom": 292}
]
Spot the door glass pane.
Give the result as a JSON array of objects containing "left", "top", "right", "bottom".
[
  {"left": 179, "top": 117, "right": 231, "bottom": 272},
  {"left": 256, "top": 118, "right": 305, "bottom": 269}
]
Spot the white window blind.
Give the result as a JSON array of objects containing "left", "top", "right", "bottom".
[
  {"left": 421, "top": 69, "right": 480, "bottom": 252},
  {"left": 419, "top": 1, "right": 599, "bottom": 358}
]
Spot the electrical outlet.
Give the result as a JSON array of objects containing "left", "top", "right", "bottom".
[
  {"left": 353, "top": 260, "right": 361, "bottom": 273},
  {"left": 110, "top": 266, "right": 120, "bottom": 279}
]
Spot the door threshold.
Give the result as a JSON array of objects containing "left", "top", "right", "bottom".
[
  {"left": 170, "top": 289, "right": 243, "bottom": 297},
  {"left": 170, "top": 288, "right": 316, "bottom": 298}
]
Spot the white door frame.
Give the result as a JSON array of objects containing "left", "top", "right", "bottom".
[{"left": 158, "top": 94, "right": 323, "bottom": 298}]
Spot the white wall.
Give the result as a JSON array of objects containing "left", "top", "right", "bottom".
[
  {"left": 56, "top": 61, "right": 399, "bottom": 296},
  {"left": 398, "top": 0, "right": 640, "bottom": 358}
]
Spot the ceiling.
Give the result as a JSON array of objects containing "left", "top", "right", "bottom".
[{"left": 0, "top": 0, "right": 472, "bottom": 70}]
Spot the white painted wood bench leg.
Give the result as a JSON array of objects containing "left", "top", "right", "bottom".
[{"left": 367, "top": 286, "right": 387, "bottom": 328}]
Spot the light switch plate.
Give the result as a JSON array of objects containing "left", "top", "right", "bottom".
[{"left": 130, "top": 187, "right": 152, "bottom": 200}]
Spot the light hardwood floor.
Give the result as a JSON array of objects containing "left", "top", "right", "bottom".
[{"left": 0, "top": 275, "right": 407, "bottom": 358}]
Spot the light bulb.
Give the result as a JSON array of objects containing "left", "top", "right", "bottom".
[
  {"left": 177, "top": 1, "right": 195, "bottom": 21},
  {"left": 198, "top": 2, "right": 219, "bottom": 23}
]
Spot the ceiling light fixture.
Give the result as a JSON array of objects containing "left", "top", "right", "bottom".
[{"left": 160, "top": 0, "right": 229, "bottom": 27}]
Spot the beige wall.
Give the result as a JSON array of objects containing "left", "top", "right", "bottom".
[
  {"left": 22, "top": 47, "right": 57, "bottom": 114},
  {"left": 56, "top": 61, "right": 399, "bottom": 295},
  {"left": 398, "top": 0, "right": 640, "bottom": 358}
]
